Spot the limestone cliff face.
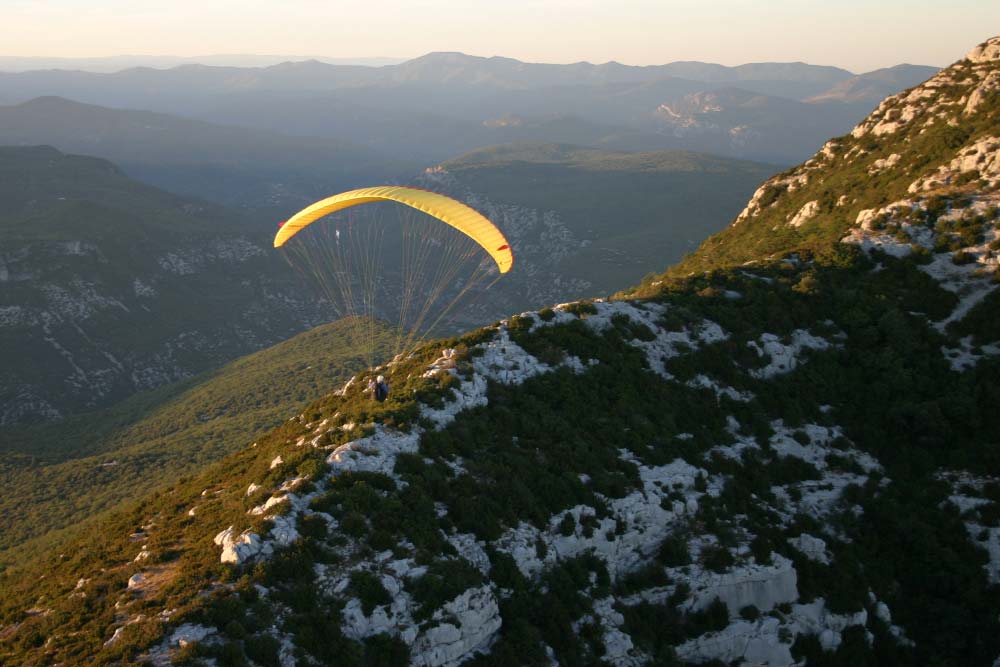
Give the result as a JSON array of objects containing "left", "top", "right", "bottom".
[{"left": 0, "top": 229, "right": 325, "bottom": 425}]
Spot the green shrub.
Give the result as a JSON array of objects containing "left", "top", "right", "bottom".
[
  {"left": 349, "top": 571, "right": 391, "bottom": 616},
  {"left": 700, "top": 545, "right": 735, "bottom": 573},
  {"left": 658, "top": 535, "right": 691, "bottom": 567},
  {"left": 953, "top": 250, "right": 976, "bottom": 265}
]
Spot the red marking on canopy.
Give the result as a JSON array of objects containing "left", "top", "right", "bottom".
[
  {"left": 277, "top": 221, "right": 286, "bottom": 227},
  {"left": 497, "top": 244, "right": 510, "bottom": 251}
]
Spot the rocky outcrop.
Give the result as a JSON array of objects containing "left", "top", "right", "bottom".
[
  {"left": 747, "top": 330, "right": 833, "bottom": 379},
  {"left": 967, "top": 37, "right": 1000, "bottom": 64},
  {"left": 788, "top": 200, "right": 820, "bottom": 227},
  {"left": 411, "top": 587, "right": 502, "bottom": 667}
]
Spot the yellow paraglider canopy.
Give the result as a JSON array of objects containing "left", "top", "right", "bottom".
[{"left": 274, "top": 186, "right": 513, "bottom": 273}]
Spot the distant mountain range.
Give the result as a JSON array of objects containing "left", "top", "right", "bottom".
[
  {"left": 0, "top": 54, "right": 406, "bottom": 73},
  {"left": 0, "top": 52, "right": 939, "bottom": 164},
  {"left": 0, "top": 96, "right": 410, "bottom": 207}
]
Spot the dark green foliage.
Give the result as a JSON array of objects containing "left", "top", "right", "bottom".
[
  {"left": 244, "top": 634, "right": 281, "bottom": 667},
  {"left": 621, "top": 595, "right": 730, "bottom": 660},
  {"left": 700, "top": 544, "right": 735, "bottom": 573},
  {"left": 615, "top": 562, "right": 670, "bottom": 596},
  {"left": 558, "top": 512, "right": 577, "bottom": 536},
  {"left": 350, "top": 571, "right": 392, "bottom": 616},
  {"left": 658, "top": 535, "right": 692, "bottom": 567},
  {"left": 563, "top": 301, "right": 599, "bottom": 317},
  {"left": 477, "top": 554, "right": 610, "bottom": 666},
  {"left": 407, "top": 559, "right": 483, "bottom": 621},
  {"left": 362, "top": 634, "right": 411, "bottom": 666}
]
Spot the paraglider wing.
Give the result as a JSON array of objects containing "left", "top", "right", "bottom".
[{"left": 273, "top": 186, "right": 513, "bottom": 273}]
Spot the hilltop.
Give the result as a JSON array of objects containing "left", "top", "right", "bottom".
[{"left": 1, "top": 37, "right": 999, "bottom": 667}]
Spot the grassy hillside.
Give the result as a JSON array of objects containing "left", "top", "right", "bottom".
[{"left": 0, "top": 318, "right": 393, "bottom": 565}]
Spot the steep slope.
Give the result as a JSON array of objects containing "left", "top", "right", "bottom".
[
  {"left": 0, "top": 97, "right": 409, "bottom": 206},
  {"left": 2, "top": 257, "right": 997, "bottom": 665},
  {"left": 664, "top": 39, "right": 1000, "bottom": 292},
  {"left": 0, "top": 318, "right": 394, "bottom": 563},
  {"left": 0, "top": 146, "right": 326, "bottom": 425},
  {"left": 2, "top": 39, "right": 999, "bottom": 667}
]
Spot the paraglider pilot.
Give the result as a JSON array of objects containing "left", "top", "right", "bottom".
[{"left": 369, "top": 375, "right": 389, "bottom": 402}]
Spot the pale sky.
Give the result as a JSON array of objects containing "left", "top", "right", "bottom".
[{"left": 3, "top": 0, "right": 999, "bottom": 72}]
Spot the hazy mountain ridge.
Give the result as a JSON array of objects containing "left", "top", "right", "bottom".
[
  {"left": 0, "top": 96, "right": 407, "bottom": 206},
  {"left": 1, "top": 38, "right": 998, "bottom": 667},
  {"left": 0, "top": 55, "right": 405, "bottom": 73},
  {"left": 0, "top": 52, "right": 938, "bottom": 164},
  {"left": 0, "top": 52, "right": 858, "bottom": 97}
]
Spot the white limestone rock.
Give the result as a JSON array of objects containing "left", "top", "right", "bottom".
[
  {"left": 411, "top": 586, "right": 502, "bottom": 667},
  {"left": 747, "top": 330, "right": 832, "bottom": 379},
  {"left": 681, "top": 554, "right": 799, "bottom": 614},
  {"left": 591, "top": 596, "right": 639, "bottom": 665},
  {"left": 967, "top": 37, "right": 1000, "bottom": 64},
  {"left": 868, "top": 153, "right": 902, "bottom": 174},
  {"left": 494, "top": 457, "right": 706, "bottom": 579},
  {"left": 326, "top": 424, "right": 419, "bottom": 478},
  {"left": 908, "top": 135, "right": 1000, "bottom": 192},
  {"left": 676, "top": 616, "right": 793, "bottom": 666},
  {"left": 788, "top": 200, "right": 820, "bottom": 228},
  {"left": 966, "top": 71, "right": 1000, "bottom": 115},
  {"left": 214, "top": 525, "right": 266, "bottom": 564},
  {"left": 248, "top": 493, "right": 289, "bottom": 516},
  {"left": 788, "top": 534, "right": 832, "bottom": 565}
]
